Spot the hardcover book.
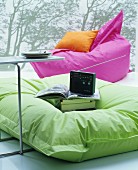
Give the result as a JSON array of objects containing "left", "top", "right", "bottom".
[{"left": 61, "top": 100, "right": 96, "bottom": 112}]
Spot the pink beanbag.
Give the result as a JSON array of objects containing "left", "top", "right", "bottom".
[{"left": 31, "top": 11, "right": 130, "bottom": 82}]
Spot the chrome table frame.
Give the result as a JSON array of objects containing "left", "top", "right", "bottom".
[{"left": 0, "top": 56, "right": 64, "bottom": 157}]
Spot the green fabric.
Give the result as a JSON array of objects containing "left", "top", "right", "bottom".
[{"left": 0, "top": 74, "right": 138, "bottom": 162}]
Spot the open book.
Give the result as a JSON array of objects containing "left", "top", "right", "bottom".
[{"left": 35, "top": 84, "right": 100, "bottom": 100}]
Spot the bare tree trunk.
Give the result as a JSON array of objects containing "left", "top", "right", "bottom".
[
  {"left": 12, "top": 25, "right": 20, "bottom": 56},
  {"left": 81, "top": 0, "right": 95, "bottom": 31},
  {"left": 5, "top": 13, "right": 15, "bottom": 56}
]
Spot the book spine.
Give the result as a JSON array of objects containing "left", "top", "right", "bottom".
[
  {"left": 61, "top": 99, "right": 93, "bottom": 104},
  {"left": 61, "top": 101, "right": 95, "bottom": 112}
]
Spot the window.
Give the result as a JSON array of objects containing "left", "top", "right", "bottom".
[
  {"left": 0, "top": 0, "right": 137, "bottom": 72},
  {"left": 135, "top": 14, "right": 138, "bottom": 72}
]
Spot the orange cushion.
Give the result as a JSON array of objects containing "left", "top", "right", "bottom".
[{"left": 55, "top": 30, "right": 98, "bottom": 52}]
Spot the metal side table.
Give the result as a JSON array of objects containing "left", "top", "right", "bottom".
[{"left": 0, "top": 55, "right": 64, "bottom": 157}]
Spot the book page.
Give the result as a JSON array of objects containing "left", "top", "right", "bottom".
[{"left": 35, "top": 84, "right": 69, "bottom": 99}]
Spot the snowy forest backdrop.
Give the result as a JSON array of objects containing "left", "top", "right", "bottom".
[{"left": 0, "top": 0, "right": 137, "bottom": 70}]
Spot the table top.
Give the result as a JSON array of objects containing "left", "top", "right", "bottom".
[{"left": 0, "top": 55, "right": 64, "bottom": 64}]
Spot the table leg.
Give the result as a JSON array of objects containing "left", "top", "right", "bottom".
[
  {"left": 16, "top": 64, "right": 23, "bottom": 155},
  {"left": 0, "top": 63, "right": 35, "bottom": 157}
]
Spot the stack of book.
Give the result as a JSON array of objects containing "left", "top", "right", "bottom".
[
  {"left": 61, "top": 99, "right": 96, "bottom": 112},
  {"left": 35, "top": 84, "right": 100, "bottom": 112}
]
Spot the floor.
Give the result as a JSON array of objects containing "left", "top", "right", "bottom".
[
  {"left": 0, "top": 71, "right": 138, "bottom": 170},
  {"left": 116, "top": 72, "right": 138, "bottom": 87},
  {"left": 1, "top": 137, "right": 138, "bottom": 170}
]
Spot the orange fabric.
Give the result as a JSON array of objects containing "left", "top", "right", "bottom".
[{"left": 55, "top": 30, "right": 98, "bottom": 52}]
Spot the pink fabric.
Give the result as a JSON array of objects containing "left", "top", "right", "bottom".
[
  {"left": 90, "top": 10, "right": 123, "bottom": 51},
  {"left": 31, "top": 11, "right": 130, "bottom": 82}
]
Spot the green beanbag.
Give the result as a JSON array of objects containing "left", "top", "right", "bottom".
[{"left": 0, "top": 74, "right": 138, "bottom": 162}]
